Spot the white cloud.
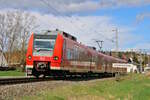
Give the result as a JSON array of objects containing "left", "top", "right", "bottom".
[
  {"left": 0, "top": 9, "right": 146, "bottom": 51},
  {"left": 0, "top": 0, "right": 150, "bottom": 14},
  {"left": 136, "top": 12, "right": 150, "bottom": 23},
  {"left": 114, "top": 0, "right": 150, "bottom": 7},
  {"left": 24, "top": 11, "right": 141, "bottom": 51},
  {"left": 133, "top": 42, "right": 150, "bottom": 54},
  {"left": 134, "top": 42, "right": 150, "bottom": 49}
]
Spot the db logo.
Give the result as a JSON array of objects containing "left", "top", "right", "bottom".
[{"left": 40, "top": 57, "right": 45, "bottom": 60}]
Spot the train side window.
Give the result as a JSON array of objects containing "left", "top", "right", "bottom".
[
  {"left": 70, "top": 49, "right": 73, "bottom": 60},
  {"left": 67, "top": 49, "right": 71, "bottom": 60},
  {"left": 73, "top": 46, "right": 79, "bottom": 60}
]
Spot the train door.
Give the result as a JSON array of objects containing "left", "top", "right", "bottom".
[
  {"left": 87, "top": 51, "right": 92, "bottom": 72},
  {"left": 90, "top": 54, "right": 95, "bottom": 72},
  {"left": 101, "top": 56, "right": 106, "bottom": 72},
  {"left": 61, "top": 39, "right": 66, "bottom": 67},
  {"left": 90, "top": 54, "right": 92, "bottom": 72}
]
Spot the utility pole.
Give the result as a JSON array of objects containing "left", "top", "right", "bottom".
[
  {"left": 139, "top": 49, "right": 143, "bottom": 73},
  {"left": 144, "top": 49, "right": 147, "bottom": 67},
  {"left": 148, "top": 54, "right": 150, "bottom": 67},
  {"left": 95, "top": 40, "right": 104, "bottom": 51},
  {"left": 112, "top": 28, "right": 119, "bottom": 52}
]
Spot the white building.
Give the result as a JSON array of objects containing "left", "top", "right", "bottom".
[{"left": 113, "top": 63, "right": 138, "bottom": 73}]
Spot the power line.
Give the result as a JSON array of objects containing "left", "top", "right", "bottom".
[
  {"left": 91, "top": 29, "right": 114, "bottom": 42},
  {"left": 39, "top": 0, "right": 62, "bottom": 15},
  {"left": 40, "top": 0, "right": 84, "bottom": 32},
  {"left": 97, "top": 32, "right": 115, "bottom": 43},
  {"left": 91, "top": 30, "right": 119, "bottom": 52},
  {"left": 40, "top": 0, "right": 120, "bottom": 51},
  {"left": 40, "top": 0, "right": 116, "bottom": 43},
  {"left": 93, "top": 39, "right": 104, "bottom": 51}
]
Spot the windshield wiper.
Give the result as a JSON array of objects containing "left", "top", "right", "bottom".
[{"left": 36, "top": 48, "right": 52, "bottom": 52}]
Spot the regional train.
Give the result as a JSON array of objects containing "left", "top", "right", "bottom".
[{"left": 26, "top": 30, "right": 127, "bottom": 78}]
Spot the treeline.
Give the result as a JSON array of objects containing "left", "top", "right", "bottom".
[{"left": 104, "top": 51, "right": 150, "bottom": 66}]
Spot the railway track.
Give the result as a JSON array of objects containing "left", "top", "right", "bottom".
[
  {"left": 0, "top": 77, "right": 53, "bottom": 85},
  {"left": 0, "top": 74, "right": 115, "bottom": 85}
]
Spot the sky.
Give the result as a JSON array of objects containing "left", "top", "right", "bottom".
[{"left": 0, "top": 0, "right": 150, "bottom": 52}]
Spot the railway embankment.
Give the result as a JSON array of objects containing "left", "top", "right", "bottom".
[{"left": 0, "top": 74, "right": 150, "bottom": 100}]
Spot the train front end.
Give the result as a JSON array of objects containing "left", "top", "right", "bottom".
[{"left": 26, "top": 31, "right": 64, "bottom": 77}]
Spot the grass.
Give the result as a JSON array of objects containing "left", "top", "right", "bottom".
[
  {"left": 23, "top": 74, "right": 150, "bottom": 100},
  {"left": 0, "top": 70, "right": 25, "bottom": 76}
]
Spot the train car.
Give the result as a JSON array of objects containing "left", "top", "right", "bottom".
[{"left": 26, "top": 30, "right": 127, "bottom": 78}]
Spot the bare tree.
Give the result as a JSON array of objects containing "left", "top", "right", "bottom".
[
  {"left": 0, "top": 10, "right": 38, "bottom": 65},
  {"left": 17, "top": 11, "right": 39, "bottom": 64},
  {"left": 0, "top": 13, "right": 9, "bottom": 66}
]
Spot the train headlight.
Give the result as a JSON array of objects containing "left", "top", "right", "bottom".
[
  {"left": 28, "top": 55, "right": 32, "bottom": 60},
  {"left": 53, "top": 56, "right": 59, "bottom": 60}
]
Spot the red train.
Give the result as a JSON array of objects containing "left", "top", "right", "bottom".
[{"left": 26, "top": 30, "right": 127, "bottom": 78}]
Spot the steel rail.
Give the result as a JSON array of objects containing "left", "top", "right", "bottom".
[
  {"left": 0, "top": 74, "right": 116, "bottom": 86},
  {"left": 0, "top": 77, "right": 53, "bottom": 85}
]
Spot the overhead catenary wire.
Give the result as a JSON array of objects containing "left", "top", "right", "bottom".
[
  {"left": 93, "top": 30, "right": 115, "bottom": 43},
  {"left": 40, "top": 0, "right": 119, "bottom": 51},
  {"left": 40, "top": 0, "right": 116, "bottom": 41},
  {"left": 40, "top": 0, "right": 85, "bottom": 33}
]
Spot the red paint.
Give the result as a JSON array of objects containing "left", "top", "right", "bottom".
[
  {"left": 26, "top": 32, "right": 64, "bottom": 69},
  {"left": 52, "top": 33, "right": 64, "bottom": 67},
  {"left": 26, "top": 33, "right": 34, "bottom": 66}
]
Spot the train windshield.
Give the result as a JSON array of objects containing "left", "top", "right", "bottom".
[
  {"left": 34, "top": 39, "right": 55, "bottom": 50},
  {"left": 33, "top": 35, "right": 57, "bottom": 56}
]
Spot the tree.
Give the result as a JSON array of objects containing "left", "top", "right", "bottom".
[
  {"left": 0, "top": 10, "right": 38, "bottom": 65},
  {"left": 118, "top": 52, "right": 122, "bottom": 59},
  {"left": 131, "top": 52, "right": 139, "bottom": 64},
  {"left": 133, "top": 55, "right": 139, "bottom": 64}
]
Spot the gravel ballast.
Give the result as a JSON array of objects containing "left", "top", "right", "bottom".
[
  {"left": 0, "top": 78, "right": 113, "bottom": 100},
  {"left": 0, "top": 80, "right": 74, "bottom": 100}
]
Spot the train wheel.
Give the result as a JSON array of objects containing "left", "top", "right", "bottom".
[
  {"left": 35, "top": 74, "right": 40, "bottom": 78},
  {"left": 42, "top": 74, "right": 46, "bottom": 78},
  {"left": 32, "top": 67, "right": 40, "bottom": 78},
  {"left": 32, "top": 71, "right": 40, "bottom": 78}
]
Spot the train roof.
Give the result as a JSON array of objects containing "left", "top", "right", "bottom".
[
  {"left": 98, "top": 52, "right": 127, "bottom": 62},
  {"left": 71, "top": 39, "right": 126, "bottom": 63},
  {"left": 84, "top": 45, "right": 126, "bottom": 62},
  {"left": 34, "top": 29, "right": 77, "bottom": 42}
]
